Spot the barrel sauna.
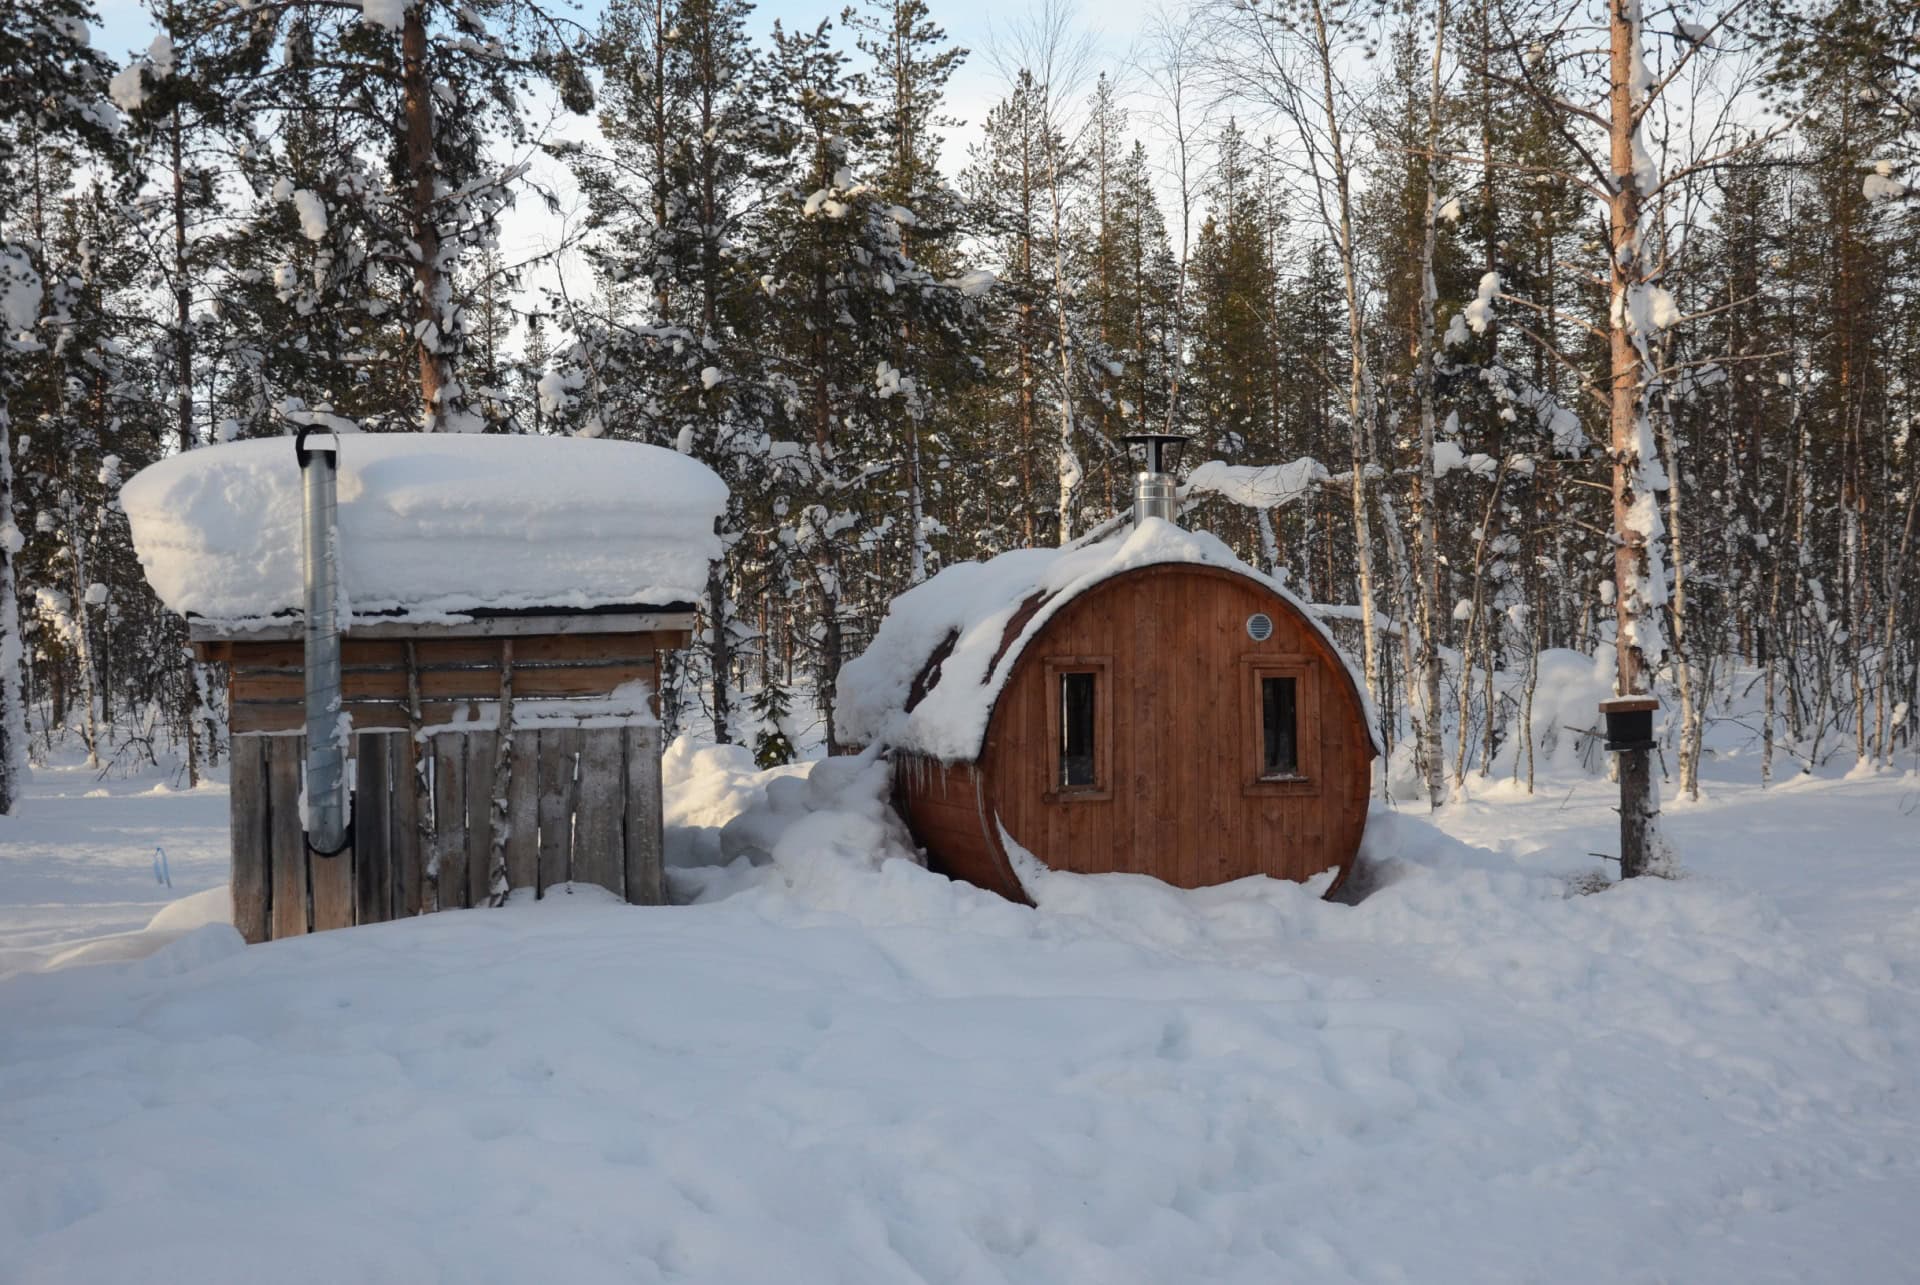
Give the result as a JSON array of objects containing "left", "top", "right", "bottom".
[{"left": 835, "top": 520, "right": 1379, "bottom": 904}]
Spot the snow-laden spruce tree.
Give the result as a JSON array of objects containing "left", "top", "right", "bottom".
[
  {"left": 557, "top": 0, "right": 788, "bottom": 745},
  {"left": 0, "top": 0, "right": 123, "bottom": 809},
  {"left": 755, "top": 16, "right": 978, "bottom": 752},
  {"left": 147, "top": 0, "right": 594, "bottom": 432}
]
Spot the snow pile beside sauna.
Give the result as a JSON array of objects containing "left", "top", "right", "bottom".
[
  {"left": 835, "top": 517, "right": 1375, "bottom": 761},
  {"left": 121, "top": 433, "right": 728, "bottom": 624}
]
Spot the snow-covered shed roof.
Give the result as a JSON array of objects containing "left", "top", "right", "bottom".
[
  {"left": 834, "top": 518, "right": 1378, "bottom": 762},
  {"left": 122, "top": 433, "right": 728, "bottom": 627}
]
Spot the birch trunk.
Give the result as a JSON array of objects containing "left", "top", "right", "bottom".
[
  {"left": 1307, "top": 0, "right": 1379, "bottom": 700},
  {"left": 1043, "top": 122, "right": 1081, "bottom": 546},
  {"left": 1606, "top": 0, "right": 1668, "bottom": 876},
  {"left": 1412, "top": 0, "right": 1449, "bottom": 808}
]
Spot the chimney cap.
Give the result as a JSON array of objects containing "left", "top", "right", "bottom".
[
  {"left": 1119, "top": 432, "right": 1193, "bottom": 452},
  {"left": 1120, "top": 433, "right": 1192, "bottom": 477}
]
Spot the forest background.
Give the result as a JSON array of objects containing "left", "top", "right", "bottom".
[{"left": 1, "top": 0, "right": 1914, "bottom": 817}]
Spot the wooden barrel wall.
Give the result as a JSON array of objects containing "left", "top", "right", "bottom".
[
  {"left": 892, "top": 564, "right": 1375, "bottom": 903},
  {"left": 227, "top": 723, "right": 664, "bottom": 943}
]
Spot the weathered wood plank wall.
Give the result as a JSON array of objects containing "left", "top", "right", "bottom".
[
  {"left": 227, "top": 723, "right": 666, "bottom": 944},
  {"left": 206, "top": 631, "right": 684, "bottom": 735}
]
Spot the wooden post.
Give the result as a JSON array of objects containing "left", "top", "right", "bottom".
[
  {"left": 229, "top": 735, "right": 270, "bottom": 944},
  {"left": 392, "top": 732, "right": 423, "bottom": 917},
  {"left": 505, "top": 727, "right": 539, "bottom": 894},
  {"left": 432, "top": 733, "right": 467, "bottom": 910},
  {"left": 1602, "top": 696, "right": 1660, "bottom": 878},
  {"left": 354, "top": 734, "right": 393, "bottom": 924},
  {"left": 267, "top": 736, "right": 308, "bottom": 939},
  {"left": 536, "top": 728, "right": 580, "bottom": 895},
  {"left": 310, "top": 819, "right": 355, "bottom": 932},
  {"left": 463, "top": 729, "right": 497, "bottom": 908},
  {"left": 571, "top": 728, "right": 624, "bottom": 895},
  {"left": 623, "top": 723, "right": 665, "bottom": 905},
  {"left": 405, "top": 641, "right": 433, "bottom": 912},
  {"left": 484, "top": 640, "right": 516, "bottom": 906},
  {"left": 1619, "top": 747, "right": 1653, "bottom": 878}
]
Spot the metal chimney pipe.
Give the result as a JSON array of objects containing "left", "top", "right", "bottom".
[
  {"left": 1132, "top": 470, "right": 1178, "bottom": 526},
  {"left": 1131, "top": 435, "right": 1179, "bottom": 527},
  {"left": 298, "top": 429, "right": 351, "bottom": 856}
]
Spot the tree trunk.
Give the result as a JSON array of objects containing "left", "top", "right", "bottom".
[
  {"left": 707, "top": 524, "right": 732, "bottom": 743},
  {"left": 1307, "top": 0, "right": 1380, "bottom": 701},
  {"left": 1413, "top": 0, "right": 1449, "bottom": 808},
  {"left": 402, "top": 7, "right": 463, "bottom": 431},
  {"left": 0, "top": 386, "right": 27, "bottom": 813},
  {"left": 1607, "top": 0, "right": 1666, "bottom": 877}
]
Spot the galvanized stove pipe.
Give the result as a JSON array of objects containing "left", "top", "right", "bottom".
[
  {"left": 1131, "top": 436, "right": 1179, "bottom": 527},
  {"left": 298, "top": 429, "right": 351, "bottom": 856}
]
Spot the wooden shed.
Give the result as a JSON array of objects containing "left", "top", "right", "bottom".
[
  {"left": 123, "top": 432, "right": 729, "bottom": 943},
  {"left": 835, "top": 517, "right": 1377, "bottom": 902}
]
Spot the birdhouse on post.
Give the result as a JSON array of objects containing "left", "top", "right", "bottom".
[{"left": 1599, "top": 696, "right": 1659, "bottom": 752}]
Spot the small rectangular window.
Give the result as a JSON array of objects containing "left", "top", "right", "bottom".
[
  {"left": 1261, "top": 675, "right": 1299, "bottom": 778},
  {"left": 1060, "top": 671, "right": 1097, "bottom": 788}
]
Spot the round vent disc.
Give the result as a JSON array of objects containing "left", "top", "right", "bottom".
[{"left": 1246, "top": 612, "right": 1274, "bottom": 642}]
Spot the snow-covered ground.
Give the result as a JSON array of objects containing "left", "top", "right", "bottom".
[{"left": 2, "top": 742, "right": 1917, "bottom": 1283}]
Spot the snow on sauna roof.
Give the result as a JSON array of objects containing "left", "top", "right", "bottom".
[
  {"left": 835, "top": 518, "right": 1377, "bottom": 762},
  {"left": 122, "top": 433, "right": 728, "bottom": 626}
]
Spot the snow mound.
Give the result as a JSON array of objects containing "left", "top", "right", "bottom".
[
  {"left": 835, "top": 518, "right": 1373, "bottom": 761},
  {"left": 121, "top": 434, "right": 728, "bottom": 624},
  {"left": 39, "top": 887, "right": 237, "bottom": 972}
]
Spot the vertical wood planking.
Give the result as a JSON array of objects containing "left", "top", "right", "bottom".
[
  {"left": 963, "top": 564, "right": 1373, "bottom": 899},
  {"left": 505, "top": 728, "right": 539, "bottom": 894},
  {"left": 393, "top": 735, "right": 423, "bottom": 916},
  {"left": 464, "top": 730, "right": 498, "bottom": 908},
  {"left": 536, "top": 728, "right": 580, "bottom": 894},
  {"left": 570, "top": 728, "right": 624, "bottom": 896},
  {"left": 310, "top": 820, "right": 356, "bottom": 933},
  {"left": 622, "top": 723, "right": 665, "bottom": 905},
  {"left": 431, "top": 733, "right": 468, "bottom": 910},
  {"left": 228, "top": 736, "right": 270, "bottom": 944},
  {"left": 266, "top": 736, "right": 309, "bottom": 939},
  {"left": 353, "top": 734, "right": 393, "bottom": 924}
]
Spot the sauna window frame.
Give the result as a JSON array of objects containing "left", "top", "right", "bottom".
[
  {"left": 1241, "top": 656, "right": 1319, "bottom": 795},
  {"left": 1045, "top": 656, "right": 1112, "bottom": 802}
]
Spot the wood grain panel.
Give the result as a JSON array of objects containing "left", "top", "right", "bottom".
[
  {"left": 393, "top": 735, "right": 425, "bottom": 916},
  {"left": 431, "top": 734, "right": 468, "bottom": 910},
  {"left": 354, "top": 733, "right": 393, "bottom": 924},
  {"left": 229, "top": 736, "right": 270, "bottom": 944},
  {"left": 232, "top": 660, "right": 656, "bottom": 705},
  {"left": 537, "top": 728, "right": 581, "bottom": 893},
  {"left": 505, "top": 729, "right": 540, "bottom": 892},
  {"left": 946, "top": 564, "right": 1373, "bottom": 899},
  {"left": 623, "top": 724, "right": 665, "bottom": 905},
  {"left": 464, "top": 730, "right": 499, "bottom": 908},
  {"left": 266, "top": 736, "right": 308, "bottom": 939},
  {"left": 895, "top": 754, "right": 1023, "bottom": 901},
  {"left": 571, "top": 728, "right": 625, "bottom": 896}
]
